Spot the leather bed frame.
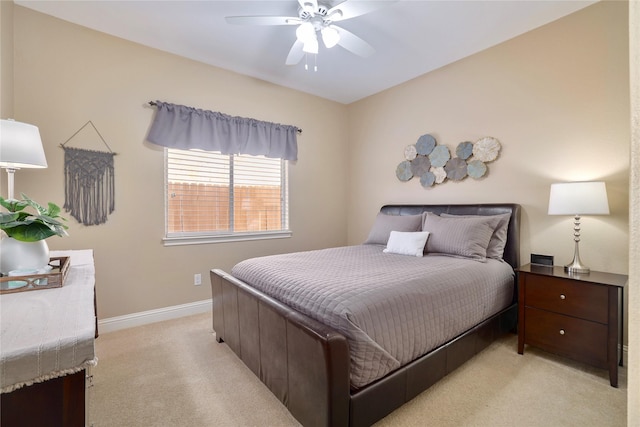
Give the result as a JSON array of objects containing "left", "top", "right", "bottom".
[{"left": 210, "top": 203, "right": 521, "bottom": 427}]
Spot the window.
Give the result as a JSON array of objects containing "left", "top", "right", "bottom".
[{"left": 164, "top": 148, "right": 290, "bottom": 245}]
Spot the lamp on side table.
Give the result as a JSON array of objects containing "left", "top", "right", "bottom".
[
  {"left": 548, "top": 181, "right": 610, "bottom": 274},
  {"left": 0, "top": 119, "right": 47, "bottom": 200}
]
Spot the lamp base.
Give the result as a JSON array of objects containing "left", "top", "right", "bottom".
[
  {"left": 565, "top": 240, "right": 590, "bottom": 274},
  {"left": 564, "top": 261, "right": 590, "bottom": 275},
  {"left": 4, "top": 167, "right": 17, "bottom": 200}
]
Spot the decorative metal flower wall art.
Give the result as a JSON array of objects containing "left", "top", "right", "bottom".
[{"left": 396, "top": 134, "right": 501, "bottom": 188}]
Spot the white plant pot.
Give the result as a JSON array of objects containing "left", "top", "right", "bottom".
[{"left": 0, "top": 237, "right": 50, "bottom": 274}]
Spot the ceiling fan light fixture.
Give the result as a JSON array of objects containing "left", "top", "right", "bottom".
[
  {"left": 296, "top": 21, "right": 316, "bottom": 43},
  {"left": 302, "top": 36, "right": 319, "bottom": 54},
  {"left": 321, "top": 26, "right": 340, "bottom": 48}
]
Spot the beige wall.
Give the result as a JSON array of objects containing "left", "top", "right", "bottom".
[
  {"left": 348, "top": 1, "right": 629, "bottom": 278},
  {"left": 9, "top": 6, "right": 349, "bottom": 319},
  {"left": 628, "top": 1, "right": 638, "bottom": 425},
  {"left": 0, "top": 0, "right": 14, "bottom": 118}
]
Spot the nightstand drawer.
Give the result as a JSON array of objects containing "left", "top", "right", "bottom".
[
  {"left": 524, "top": 275, "right": 608, "bottom": 323},
  {"left": 518, "top": 264, "right": 627, "bottom": 387},
  {"left": 524, "top": 307, "right": 607, "bottom": 367}
]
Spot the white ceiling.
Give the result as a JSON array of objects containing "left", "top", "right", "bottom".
[{"left": 15, "top": 0, "right": 596, "bottom": 104}]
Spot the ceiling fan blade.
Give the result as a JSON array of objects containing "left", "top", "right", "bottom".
[
  {"left": 298, "top": 0, "right": 318, "bottom": 14},
  {"left": 335, "top": 26, "right": 375, "bottom": 57},
  {"left": 328, "top": 0, "right": 397, "bottom": 22},
  {"left": 225, "top": 16, "right": 301, "bottom": 26},
  {"left": 286, "top": 39, "right": 305, "bottom": 65}
]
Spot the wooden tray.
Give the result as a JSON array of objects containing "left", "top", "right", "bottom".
[{"left": 0, "top": 256, "right": 70, "bottom": 294}]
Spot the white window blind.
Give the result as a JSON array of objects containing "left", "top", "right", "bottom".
[{"left": 165, "top": 148, "right": 289, "bottom": 244}]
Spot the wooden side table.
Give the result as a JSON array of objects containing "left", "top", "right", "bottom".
[{"left": 517, "top": 263, "right": 627, "bottom": 387}]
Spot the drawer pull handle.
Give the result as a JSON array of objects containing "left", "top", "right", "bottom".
[
  {"left": 559, "top": 329, "right": 565, "bottom": 335},
  {"left": 560, "top": 294, "right": 566, "bottom": 300}
]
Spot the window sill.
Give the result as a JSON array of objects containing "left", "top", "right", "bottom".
[{"left": 162, "top": 230, "right": 292, "bottom": 246}]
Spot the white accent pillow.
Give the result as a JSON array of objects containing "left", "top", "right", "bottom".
[{"left": 383, "top": 231, "right": 430, "bottom": 257}]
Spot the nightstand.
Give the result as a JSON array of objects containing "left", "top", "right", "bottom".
[{"left": 517, "top": 264, "right": 627, "bottom": 387}]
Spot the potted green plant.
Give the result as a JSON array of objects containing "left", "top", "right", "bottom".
[{"left": 0, "top": 194, "right": 68, "bottom": 274}]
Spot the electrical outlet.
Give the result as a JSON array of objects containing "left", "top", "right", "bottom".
[{"left": 194, "top": 273, "right": 202, "bottom": 286}]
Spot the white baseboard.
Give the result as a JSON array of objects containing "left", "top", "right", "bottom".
[
  {"left": 98, "top": 299, "right": 211, "bottom": 334},
  {"left": 97, "top": 302, "right": 633, "bottom": 366}
]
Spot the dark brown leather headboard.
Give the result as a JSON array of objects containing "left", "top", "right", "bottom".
[{"left": 379, "top": 204, "right": 521, "bottom": 269}]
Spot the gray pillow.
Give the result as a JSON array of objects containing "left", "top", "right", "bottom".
[
  {"left": 421, "top": 212, "right": 502, "bottom": 261},
  {"left": 441, "top": 213, "right": 511, "bottom": 259},
  {"left": 364, "top": 213, "right": 423, "bottom": 245}
]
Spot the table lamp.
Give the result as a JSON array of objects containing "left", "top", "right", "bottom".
[
  {"left": 548, "top": 181, "right": 610, "bottom": 274},
  {"left": 0, "top": 119, "right": 47, "bottom": 200}
]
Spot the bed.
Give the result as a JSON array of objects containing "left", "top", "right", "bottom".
[{"left": 210, "top": 203, "right": 521, "bottom": 427}]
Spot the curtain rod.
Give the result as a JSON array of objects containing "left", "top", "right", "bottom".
[{"left": 148, "top": 101, "right": 302, "bottom": 134}]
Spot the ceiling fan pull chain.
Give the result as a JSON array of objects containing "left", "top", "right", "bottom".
[{"left": 303, "top": 53, "right": 318, "bottom": 72}]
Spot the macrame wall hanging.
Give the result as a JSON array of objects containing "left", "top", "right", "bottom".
[{"left": 60, "top": 121, "right": 117, "bottom": 226}]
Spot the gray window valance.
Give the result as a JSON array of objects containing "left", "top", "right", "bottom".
[{"left": 147, "top": 101, "right": 299, "bottom": 161}]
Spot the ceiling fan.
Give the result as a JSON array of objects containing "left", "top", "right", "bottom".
[{"left": 225, "top": 0, "right": 394, "bottom": 67}]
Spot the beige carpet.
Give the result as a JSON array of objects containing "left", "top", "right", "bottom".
[{"left": 89, "top": 313, "right": 626, "bottom": 427}]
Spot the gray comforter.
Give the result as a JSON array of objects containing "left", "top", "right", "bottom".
[{"left": 231, "top": 245, "right": 514, "bottom": 388}]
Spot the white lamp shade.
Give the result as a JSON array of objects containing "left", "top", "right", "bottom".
[
  {"left": 548, "top": 181, "right": 610, "bottom": 215},
  {"left": 0, "top": 119, "right": 47, "bottom": 169}
]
